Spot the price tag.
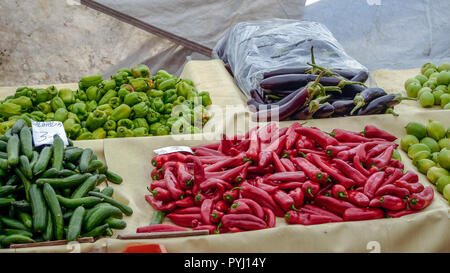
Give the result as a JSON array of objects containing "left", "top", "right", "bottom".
[
  {"left": 153, "top": 146, "right": 194, "bottom": 155},
  {"left": 31, "top": 120, "right": 69, "bottom": 147}
]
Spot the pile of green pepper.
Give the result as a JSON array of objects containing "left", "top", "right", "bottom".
[{"left": 0, "top": 65, "right": 212, "bottom": 140}]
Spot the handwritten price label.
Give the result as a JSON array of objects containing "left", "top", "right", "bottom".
[{"left": 31, "top": 120, "right": 69, "bottom": 147}]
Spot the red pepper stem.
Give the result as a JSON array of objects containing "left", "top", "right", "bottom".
[
  {"left": 307, "top": 187, "right": 314, "bottom": 197},
  {"left": 291, "top": 204, "right": 300, "bottom": 212},
  {"left": 338, "top": 192, "right": 347, "bottom": 198}
]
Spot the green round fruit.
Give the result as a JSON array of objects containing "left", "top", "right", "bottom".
[
  {"left": 429, "top": 72, "right": 440, "bottom": 80},
  {"left": 438, "top": 138, "right": 450, "bottom": 150},
  {"left": 404, "top": 78, "right": 421, "bottom": 90},
  {"left": 438, "top": 148, "right": 450, "bottom": 170},
  {"left": 444, "top": 102, "right": 450, "bottom": 109},
  {"left": 417, "top": 158, "right": 436, "bottom": 174},
  {"left": 426, "top": 120, "right": 446, "bottom": 141},
  {"left": 431, "top": 152, "right": 440, "bottom": 164},
  {"left": 417, "top": 87, "right": 433, "bottom": 98},
  {"left": 427, "top": 167, "right": 449, "bottom": 184},
  {"left": 421, "top": 63, "right": 437, "bottom": 75},
  {"left": 406, "top": 82, "right": 422, "bottom": 98},
  {"left": 436, "top": 176, "right": 450, "bottom": 193},
  {"left": 440, "top": 94, "right": 450, "bottom": 108},
  {"left": 437, "top": 62, "right": 450, "bottom": 72},
  {"left": 443, "top": 184, "right": 450, "bottom": 200},
  {"left": 432, "top": 89, "right": 445, "bottom": 105},
  {"left": 436, "top": 71, "right": 450, "bottom": 85},
  {"left": 415, "top": 74, "right": 428, "bottom": 85},
  {"left": 392, "top": 149, "right": 402, "bottom": 161},
  {"left": 434, "top": 85, "right": 448, "bottom": 92},
  {"left": 405, "top": 121, "right": 427, "bottom": 139},
  {"left": 408, "top": 143, "right": 431, "bottom": 159},
  {"left": 420, "top": 137, "right": 440, "bottom": 153},
  {"left": 419, "top": 91, "right": 434, "bottom": 107},
  {"left": 424, "top": 68, "right": 438, "bottom": 78},
  {"left": 412, "top": 150, "right": 431, "bottom": 165},
  {"left": 423, "top": 79, "right": 437, "bottom": 90},
  {"left": 400, "top": 135, "right": 420, "bottom": 152}
]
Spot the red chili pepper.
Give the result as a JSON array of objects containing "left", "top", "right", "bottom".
[
  {"left": 378, "top": 168, "right": 404, "bottom": 188},
  {"left": 145, "top": 194, "right": 168, "bottom": 211},
  {"left": 288, "top": 187, "right": 304, "bottom": 208},
  {"left": 176, "top": 162, "right": 194, "bottom": 189},
  {"left": 194, "top": 192, "right": 206, "bottom": 206},
  {"left": 301, "top": 204, "right": 343, "bottom": 222},
  {"left": 263, "top": 207, "right": 276, "bottom": 228},
  {"left": 193, "top": 142, "right": 220, "bottom": 151},
  {"left": 166, "top": 213, "right": 202, "bottom": 228},
  {"left": 193, "top": 224, "right": 218, "bottom": 234},
  {"left": 409, "top": 187, "right": 434, "bottom": 210},
  {"left": 366, "top": 143, "right": 392, "bottom": 159},
  {"left": 186, "top": 155, "right": 206, "bottom": 195},
  {"left": 393, "top": 180, "right": 424, "bottom": 193},
  {"left": 246, "top": 129, "right": 260, "bottom": 162},
  {"left": 264, "top": 171, "right": 306, "bottom": 183},
  {"left": 375, "top": 184, "right": 410, "bottom": 199},
  {"left": 174, "top": 207, "right": 201, "bottom": 214},
  {"left": 150, "top": 167, "right": 163, "bottom": 180},
  {"left": 325, "top": 145, "right": 350, "bottom": 157},
  {"left": 255, "top": 179, "right": 279, "bottom": 194},
  {"left": 230, "top": 200, "right": 253, "bottom": 214},
  {"left": 197, "top": 155, "right": 231, "bottom": 165},
  {"left": 136, "top": 224, "right": 189, "bottom": 233},
  {"left": 313, "top": 195, "right": 356, "bottom": 217},
  {"left": 239, "top": 198, "right": 265, "bottom": 219},
  {"left": 221, "top": 214, "right": 267, "bottom": 230},
  {"left": 378, "top": 195, "right": 406, "bottom": 211},
  {"left": 330, "top": 129, "right": 372, "bottom": 143},
  {"left": 210, "top": 209, "right": 224, "bottom": 225},
  {"left": 259, "top": 135, "right": 287, "bottom": 167},
  {"left": 150, "top": 179, "right": 167, "bottom": 190},
  {"left": 204, "top": 153, "right": 245, "bottom": 172},
  {"left": 175, "top": 196, "right": 195, "bottom": 208},
  {"left": 297, "top": 149, "right": 328, "bottom": 158},
  {"left": 291, "top": 156, "right": 327, "bottom": 183},
  {"left": 235, "top": 162, "right": 250, "bottom": 183},
  {"left": 363, "top": 171, "right": 385, "bottom": 199},
  {"left": 227, "top": 226, "right": 244, "bottom": 233},
  {"left": 218, "top": 136, "right": 240, "bottom": 156},
  {"left": 206, "top": 162, "right": 251, "bottom": 183},
  {"left": 194, "top": 147, "right": 224, "bottom": 157},
  {"left": 346, "top": 190, "right": 369, "bottom": 207},
  {"left": 280, "top": 158, "right": 296, "bottom": 172},
  {"left": 369, "top": 196, "right": 382, "bottom": 208},
  {"left": 367, "top": 145, "right": 394, "bottom": 170},
  {"left": 259, "top": 123, "right": 278, "bottom": 143},
  {"left": 307, "top": 153, "right": 354, "bottom": 188},
  {"left": 332, "top": 184, "right": 348, "bottom": 199},
  {"left": 389, "top": 159, "right": 404, "bottom": 169},
  {"left": 336, "top": 145, "right": 359, "bottom": 161},
  {"left": 398, "top": 170, "right": 419, "bottom": 184},
  {"left": 247, "top": 165, "right": 275, "bottom": 175},
  {"left": 277, "top": 182, "right": 304, "bottom": 191},
  {"left": 272, "top": 152, "right": 287, "bottom": 172},
  {"left": 235, "top": 139, "right": 251, "bottom": 152},
  {"left": 342, "top": 208, "right": 384, "bottom": 221},
  {"left": 285, "top": 210, "right": 340, "bottom": 225},
  {"left": 214, "top": 200, "right": 229, "bottom": 212},
  {"left": 285, "top": 123, "right": 302, "bottom": 150},
  {"left": 273, "top": 190, "right": 299, "bottom": 212},
  {"left": 164, "top": 169, "right": 185, "bottom": 200},
  {"left": 152, "top": 153, "right": 188, "bottom": 168},
  {"left": 295, "top": 127, "right": 339, "bottom": 149},
  {"left": 302, "top": 181, "right": 320, "bottom": 199},
  {"left": 353, "top": 156, "right": 371, "bottom": 178},
  {"left": 331, "top": 158, "right": 366, "bottom": 186},
  {"left": 363, "top": 125, "right": 397, "bottom": 141},
  {"left": 241, "top": 182, "right": 285, "bottom": 217},
  {"left": 200, "top": 178, "right": 231, "bottom": 192},
  {"left": 148, "top": 186, "right": 172, "bottom": 202},
  {"left": 385, "top": 209, "right": 418, "bottom": 218},
  {"left": 222, "top": 186, "right": 241, "bottom": 204},
  {"left": 296, "top": 135, "right": 315, "bottom": 150}
]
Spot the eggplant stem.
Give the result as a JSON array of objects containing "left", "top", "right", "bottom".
[{"left": 385, "top": 108, "right": 399, "bottom": 116}]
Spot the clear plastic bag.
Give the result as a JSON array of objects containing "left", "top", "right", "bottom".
[{"left": 213, "top": 19, "right": 368, "bottom": 98}]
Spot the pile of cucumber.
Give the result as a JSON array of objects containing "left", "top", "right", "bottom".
[{"left": 0, "top": 119, "right": 132, "bottom": 248}]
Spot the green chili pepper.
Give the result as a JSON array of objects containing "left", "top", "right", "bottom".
[
  {"left": 86, "top": 110, "right": 107, "bottom": 132},
  {"left": 132, "top": 127, "right": 148, "bottom": 137},
  {"left": 131, "top": 64, "right": 150, "bottom": 78},
  {"left": 123, "top": 92, "right": 141, "bottom": 107},
  {"left": 46, "top": 86, "right": 58, "bottom": 98},
  {"left": 36, "top": 102, "right": 52, "bottom": 114},
  {"left": 45, "top": 112, "right": 55, "bottom": 121},
  {"left": 116, "top": 126, "right": 134, "bottom": 137},
  {"left": 77, "top": 90, "right": 88, "bottom": 102},
  {"left": 86, "top": 100, "right": 98, "bottom": 112},
  {"left": 50, "top": 96, "right": 66, "bottom": 112},
  {"left": 156, "top": 70, "right": 172, "bottom": 79},
  {"left": 131, "top": 101, "right": 149, "bottom": 118},
  {"left": 176, "top": 81, "right": 190, "bottom": 98},
  {"left": 166, "top": 117, "right": 179, "bottom": 130},
  {"left": 133, "top": 118, "right": 149, "bottom": 130},
  {"left": 117, "top": 119, "right": 134, "bottom": 130},
  {"left": 31, "top": 89, "right": 51, "bottom": 104},
  {"left": 29, "top": 111, "right": 47, "bottom": 121},
  {"left": 98, "top": 89, "right": 117, "bottom": 106},
  {"left": 156, "top": 124, "right": 170, "bottom": 136},
  {"left": 108, "top": 97, "right": 121, "bottom": 109},
  {"left": 173, "top": 96, "right": 185, "bottom": 106},
  {"left": 63, "top": 119, "right": 81, "bottom": 139},
  {"left": 163, "top": 103, "right": 173, "bottom": 115},
  {"left": 109, "top": 104, "right": 131, "bottom": 121},
  {"left": 79, "top": 73, "right": 103, "bottom": 91},
  {"left": 71, "top": 102, "right": 88, "bottom": 121},
  {"left": 120, "top": 84, "right": 133, "bottom": 92},
  {"left": 187, "top": 88, "right": 199, "bottom": 101},
  {"left": 103, "top": 120, "right": 116, "bottom": 131},
  {"left": 149, "top": 122, "right": 162, "bottom": 135},
  {"left": 54, "top": 108, "right": 68, "bottom": 122},
  {"left": 129, "top": 78, "right": 149, "bottom": 92},
  {"left": 136, "top": 92, "right": 149, "bottom": 103},
  {"left": 199, "top": 91, "right": 212, "bottom": 107},
  {"left": 147, "top": 89, "right": 164, "bottom": 98},
  {"left": 92, "top": 128, "right": 106, "bottom": 139},
  {"left": 117, "top": 68, "right": 132, "bottom": 76},
  {"left": 107, "top": 130, "right": 117, "bottom": 138},
  {"left": 117, "top": 88, "right": 131, "bottom": 100},
  {"left": 58, "top": 88, "right": 75, "bottom": 106},
  {"left": 181, "top": 78, "right": 195, "bottom": 86},
  {"left": 86, "top": 86, "right": 99, "bottom": 101},
  {"left": 76, "top": 132, "right": 94, "bottom": 140},
  {"left": 151, "top": 97, "right": 165, "bottom": 113},
  {"left": 67, "top": 112, "right": 80, "bottom": 124},
  {"left": 163, "top": 89, "right": 177, "bottom": 104},
  {"left": 158, "top": 78, "right": 177, "bottom": 91},
  {"left": 98, "top": 79, "right": 116, "bottom": 93},
  {"left": 96, "top": 104, "right": 113, "bottom": 116},
  {"left": 7, "top": 96, "right": 33, "bottom": 111},
  {"left": 146, "top": 108, "right": 160, "bottom": 123},
  {"left": 112, "top": 71, "right": 130, "bottom": 87}
]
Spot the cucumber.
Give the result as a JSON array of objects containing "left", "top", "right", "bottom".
[
  {"left": 101, "top": 187, "right": 114, "bottom": 197},
  {"left": 32, "top": 146, "right": 53, "bottom": 175},
  {"left": 64, "top": 161, "right": 77, "bottom": 171},
  {"left": 86, "top": 160, "right": 104, "bottom": 173},
  {"left": 71, "top": 174, "right": 99, "bottom": 199},
  {"left": 0, "top": 158, "right": 8, "bottom": 170},
  {"left": 0, "top": 185, "right": 16, "bottom": 197},
  {"left": 1, "top": 234, "right": 35, "bottom": 247},
  {"left": 63, "top": 147, "right": 83, "bottom": 162},
  {"left": 79, "top": 148, "right": 93, "bottom": 173},
  {"left": 81, "top": 224, "right": 109, "bottom": 238},
  {"left": 67, "top": 206, "right": 85, "bottom": 242},
  {"left": 85, "top": 205, "right": 122, "bottom": 231},
  {"left": 14, "top": 168, "right": 31, "bottom": 201},
  {"left": 104, "top": 227, "right": 113, "bottom": 237},
  {"left": 0, "top": 217, "right": 29, "bottom": 231},
  {"left": 18, "top": 212, "right": 33, "bottom": 229},
  {"left": 56, "top": 195, "right": 103, "bottom": 209},
  {"left": 10, "top": 119, "right": 26, "bottom": 134},
  {"left": 19, "top": 155, "right": 33, "bottom": 180},
  {"left": 95, "top": 174, "right": 107, "bottom": 186},
  {"left": 42, "top": 183, "right": 64, "bottom": 240},
  {"left": 88, "top": 191, "right": 133, "bottom": 216},
  {"left": 29, "top": 150, "right": 39, "bottom": 170},
  {"left": 58, "top": 169, "right": 77, "bottom": 177},
  {"left": 62, "top": 188, "right": 72, "bottom": 198},
  {"left": 0, "top": 151, "right": 8, "bottom": 159},
  {"left": 42, "top": 211, "right": 53, "bottom": 241},
  {"left": 0, "top": 140, "right": 7, "bottom": 152},
  {"left": 0, "top": 197, "right": 15, "bottom": 208},
  {"left": 51, "top": 134, "right": 64, "bottom": 171},
  {"left": 4, "top": 229, "right": 33, "bottom": 237},
  {"left": 19, "top": 126, "right": 33, "bottom": 160},
  {"left": 12, "top": 200, "right": 31, "bottom": 212},
  {"left": 104, "top": 217, "right": 127, "bottom": 229},
  {"left": 36, "top": 173, "right": 91, "bottom": 188},
  {"left": 29, "top": 184, "right": 48, "bottom": 232},
  {"left": 5, "top": 175, "right": 20, "bottom": 186},
  {"left": 40, "top": 168, "right": 61, "bottom": 178},
  {"left": 7, "top": 134, "right": 20, "bottom": 166},
  {"left": 105, "top": 170, "right": 123, "bottom": 184}
]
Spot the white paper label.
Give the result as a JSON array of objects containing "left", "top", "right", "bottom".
[
  {"left": 153, "top": 146, "right": 194, "bottom": 155},
  {"left": 31, "top": 120, "right": 69, "bottom": 147}
]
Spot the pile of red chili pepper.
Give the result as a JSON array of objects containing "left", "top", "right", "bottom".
[{"left": 139, "top": 122, "right": 434, "bottom": 234}]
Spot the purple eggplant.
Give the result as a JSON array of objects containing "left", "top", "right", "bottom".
[
  {"left": 340, "top": 70, "right": 369, "bottom": 97},
  {"left": 351, "top": 70, "right": 369, "bottom": 83},
  {"left": 250, "top": 89, "right": 265, "bottom": 104},
  {"left": 331, "top": 100, "right": 355, "bottom": 117},
  {"left": 312, "top": 103, "right": 335, "bottom": 119},
  {"left": 290, "top": 95, "right": 330, "bottom": 120},
  {"left": 355, "top": 94, "right": 414, "bottom": 116},
  {"left": 350, "top": 87, "right": 388, "bottom": 115},
  {"left": 263, "top": 67, "right": 308, "bottom": 79}
]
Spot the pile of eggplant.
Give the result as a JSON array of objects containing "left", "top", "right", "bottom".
[{"left": 247, "top": 47, "right": 412, "bottom": 121}]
